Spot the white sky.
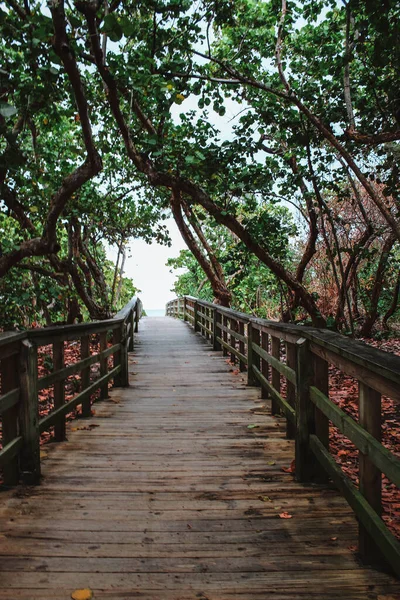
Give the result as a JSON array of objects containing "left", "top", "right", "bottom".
[{"left": 108, "top": 216, "right": 186, "bottom": 310}]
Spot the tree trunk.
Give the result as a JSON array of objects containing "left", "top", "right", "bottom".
[{"left": 359, "top": 234, "right": 396, "bottom": 337}]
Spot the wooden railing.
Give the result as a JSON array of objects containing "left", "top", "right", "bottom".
[
  {"left": 0, "top": 296, "right": 142, "bottom": 487},
  {"left": 166, "top": 295, "right": 400, "bottom": 576}
]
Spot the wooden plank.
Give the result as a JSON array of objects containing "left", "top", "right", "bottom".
[
  {"left": 310, "top": 342, "right": 400, "bottom": 402},
  {"left": 0, "top": 436, "right": 23, "bottom": 468},
  {"left": 0, "top": 316, "right": 398, "bottom": 599},
  {"left": 252, "top": 343, "right": 296, "bottom": 385},
  {"left": 216, "top": 337, "right": 246, "bottom": 364},
  {"left": 253, "top": 366, "right": 295, "bottom": 423},
  {"left": 0, "top": 388, "right": 19, "bottom": 415},
  {"left": 219, "top": 322, "right": 247, "bottom": 345}
]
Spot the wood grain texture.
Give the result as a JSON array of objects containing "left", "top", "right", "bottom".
[{"left": 0, "top": 317, "right": 398, "bottom": 599}]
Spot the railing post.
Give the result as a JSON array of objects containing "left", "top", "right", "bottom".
[
  {"left": 53, "top": 339, "right": 66, "bottom": 442},
  {"left": 238, "top": 321, "right": 246, "bottom": 371},
  {"left": 312, "top": 354, "right": 329, "bottom": 483},
  {"left": 286, "top": 341, "right": 296, "bottom": 439},
  {"left": 261, "top": 331, "right": 269, "bottom": 399},
  {"left": 129, "top": 309, "right": 135, "bottom": 351},
  {"left": 1, "top": 353, "right": 19, "bottom": 485},
  {"left": 251, "top": 325, "right": 260, "bottom": 386},
  {"left": 230, "top": 318, "right": 238, "bottom": 364},
  {"left": 19, "top": 340, "right": 40, "bottom": 485},
  {"left": 247, "top": 322, "right": 256, "bottom": 386},
  {"left": 100, "top": 331, "right": 109, "bottom": 399},
  {"left": 121, "top": 323, "right": 129, "bottom": 387},
  {"left": 213, "top": 309, "right": 221, "bottom": 351},
  {"left": 270, "top": 336, "right": 280, "bottom": 415},
  {"left": 295, "top": 338, "right": 318, "bottom": 482},
  {"left": 134, "top": 303, "right": 140, "bottom": 333},
  {"left": 183, "top": 297, "right": 187, "bottom": 322},
  {"left": 222, "top": 315, "right": 228, "bottom": 356},
  {"left": 359, "top": 382, "right": 383, "bottom": 564},
  {"left": 113, "top": 327, "right": 122, "bottom": 387},
  {"left": 194, "top": 301, "right": 199, "bottom": 332},
  {"left": 81, "top": 335, "right": 91, "bottom": 417}
]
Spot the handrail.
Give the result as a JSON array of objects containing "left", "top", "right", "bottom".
[
  {"left": 166, "top": 295, "right": 400, "bottom": 576},
  {"left": 0, "top": 296, "right": 142, "bottom": 487}
]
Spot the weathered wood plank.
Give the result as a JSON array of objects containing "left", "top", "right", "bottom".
[{"left": 0, "top": 316, "right": 398, "bottom": 600}]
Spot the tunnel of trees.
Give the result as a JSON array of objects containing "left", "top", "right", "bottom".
[{"left": 0, "top": 0, "right": 399, "bottom": 336}]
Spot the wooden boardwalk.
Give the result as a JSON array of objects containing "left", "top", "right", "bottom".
[{"left": 0, "top": 316, "right": 399, "bottom": 599}]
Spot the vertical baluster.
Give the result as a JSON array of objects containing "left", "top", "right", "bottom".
[
  {"left": 1, "top": 353, "right": 20, "bottom": 485},
  {"left": 359, "top": 382, "right": 382, "bottom": 563},
  {"left": 252, "top": 325, "right": 261, "bottom": 385},
  {"left": 286, "top": 341, "right": 296, "bottom": 439},
  {"left": 230, "top": 318, "right": 238, "bottom": 364},
  {"left": 19, "top": 340, "right": 40, "bottom": 484},
  {"left": 270, "top": 336, "right": 280, "bottom": 415},
  {"left": 295, "top": 338, "right": 316, "bottom": 482},
  {"left": 81, "top": 335, "right": 91, "bottom": 417},
  {"left": 100, "top": 332, "right": 109, "bottom": 398},
  {"left": 238, "top": 321, "right": 246, "bottom": 372},
  {"left": 312, "top": 353, "right": 329, "bottom": 482},
  {"left": 53, "top": 339, "right": 66, "bottom": 442},
  {"left": 213, "top": 310, "right": 221, "bottom": 351},
  {"left": 261, "top": 331, "right": 269, "bottom": 400},
  {"left": 112, "top": 327, "right": 122, "bottom": 387},
  {"left": 129, "top": 309, "right": 135, "bottom": 351},
  {"left": 222, "top": 315, "right": 228, "bottom": 356}
]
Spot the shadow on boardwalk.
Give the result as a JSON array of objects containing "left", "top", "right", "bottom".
[{"left": 0, "top": 317, "right": 398, "bottom": 599}]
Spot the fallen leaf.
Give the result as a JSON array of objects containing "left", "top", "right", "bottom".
[
  {"left": 267, "top": 461, "right": 276, "bottom": 466},
  {"left": 348, "top": 545, "right": 357, "bottom": 551},
  {"left": 330, "top": 536, "right": 338, "bottom": 541},
  {"left": 40, "top": 450, "right": 48, "bottom": 460},
  {"left": 279, "top": 512, "right": 293, "bottom": 519},
  {"left": 71, "top": 589, "right": 93, "bottom": 600},
  {"left": 258, "top": 496, "right": 272, "bottom": 502},
  {"left": 247, "top": 424, "right": 259, "bottom": 429},
  {"left": 337, "top": 449, "right": 349, "bottom": 457},
  {"left": 281, "top": 459, "right": 295, "bottom": 473}
]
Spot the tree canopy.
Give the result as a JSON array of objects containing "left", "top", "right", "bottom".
[{"left": 1, "top": 0, "right": 399, "bottom": 333}]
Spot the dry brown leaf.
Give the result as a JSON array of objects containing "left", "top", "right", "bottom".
[
  {"left": 279, "top": 512, "right": 293, "bottom": 519},
  {"left": 71, "top": 589, "right": 93, "bottom": 600}
]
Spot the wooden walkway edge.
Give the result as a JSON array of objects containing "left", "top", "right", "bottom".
[{"left": 0, "top": 316, "right": 399, "bottom": 599}]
